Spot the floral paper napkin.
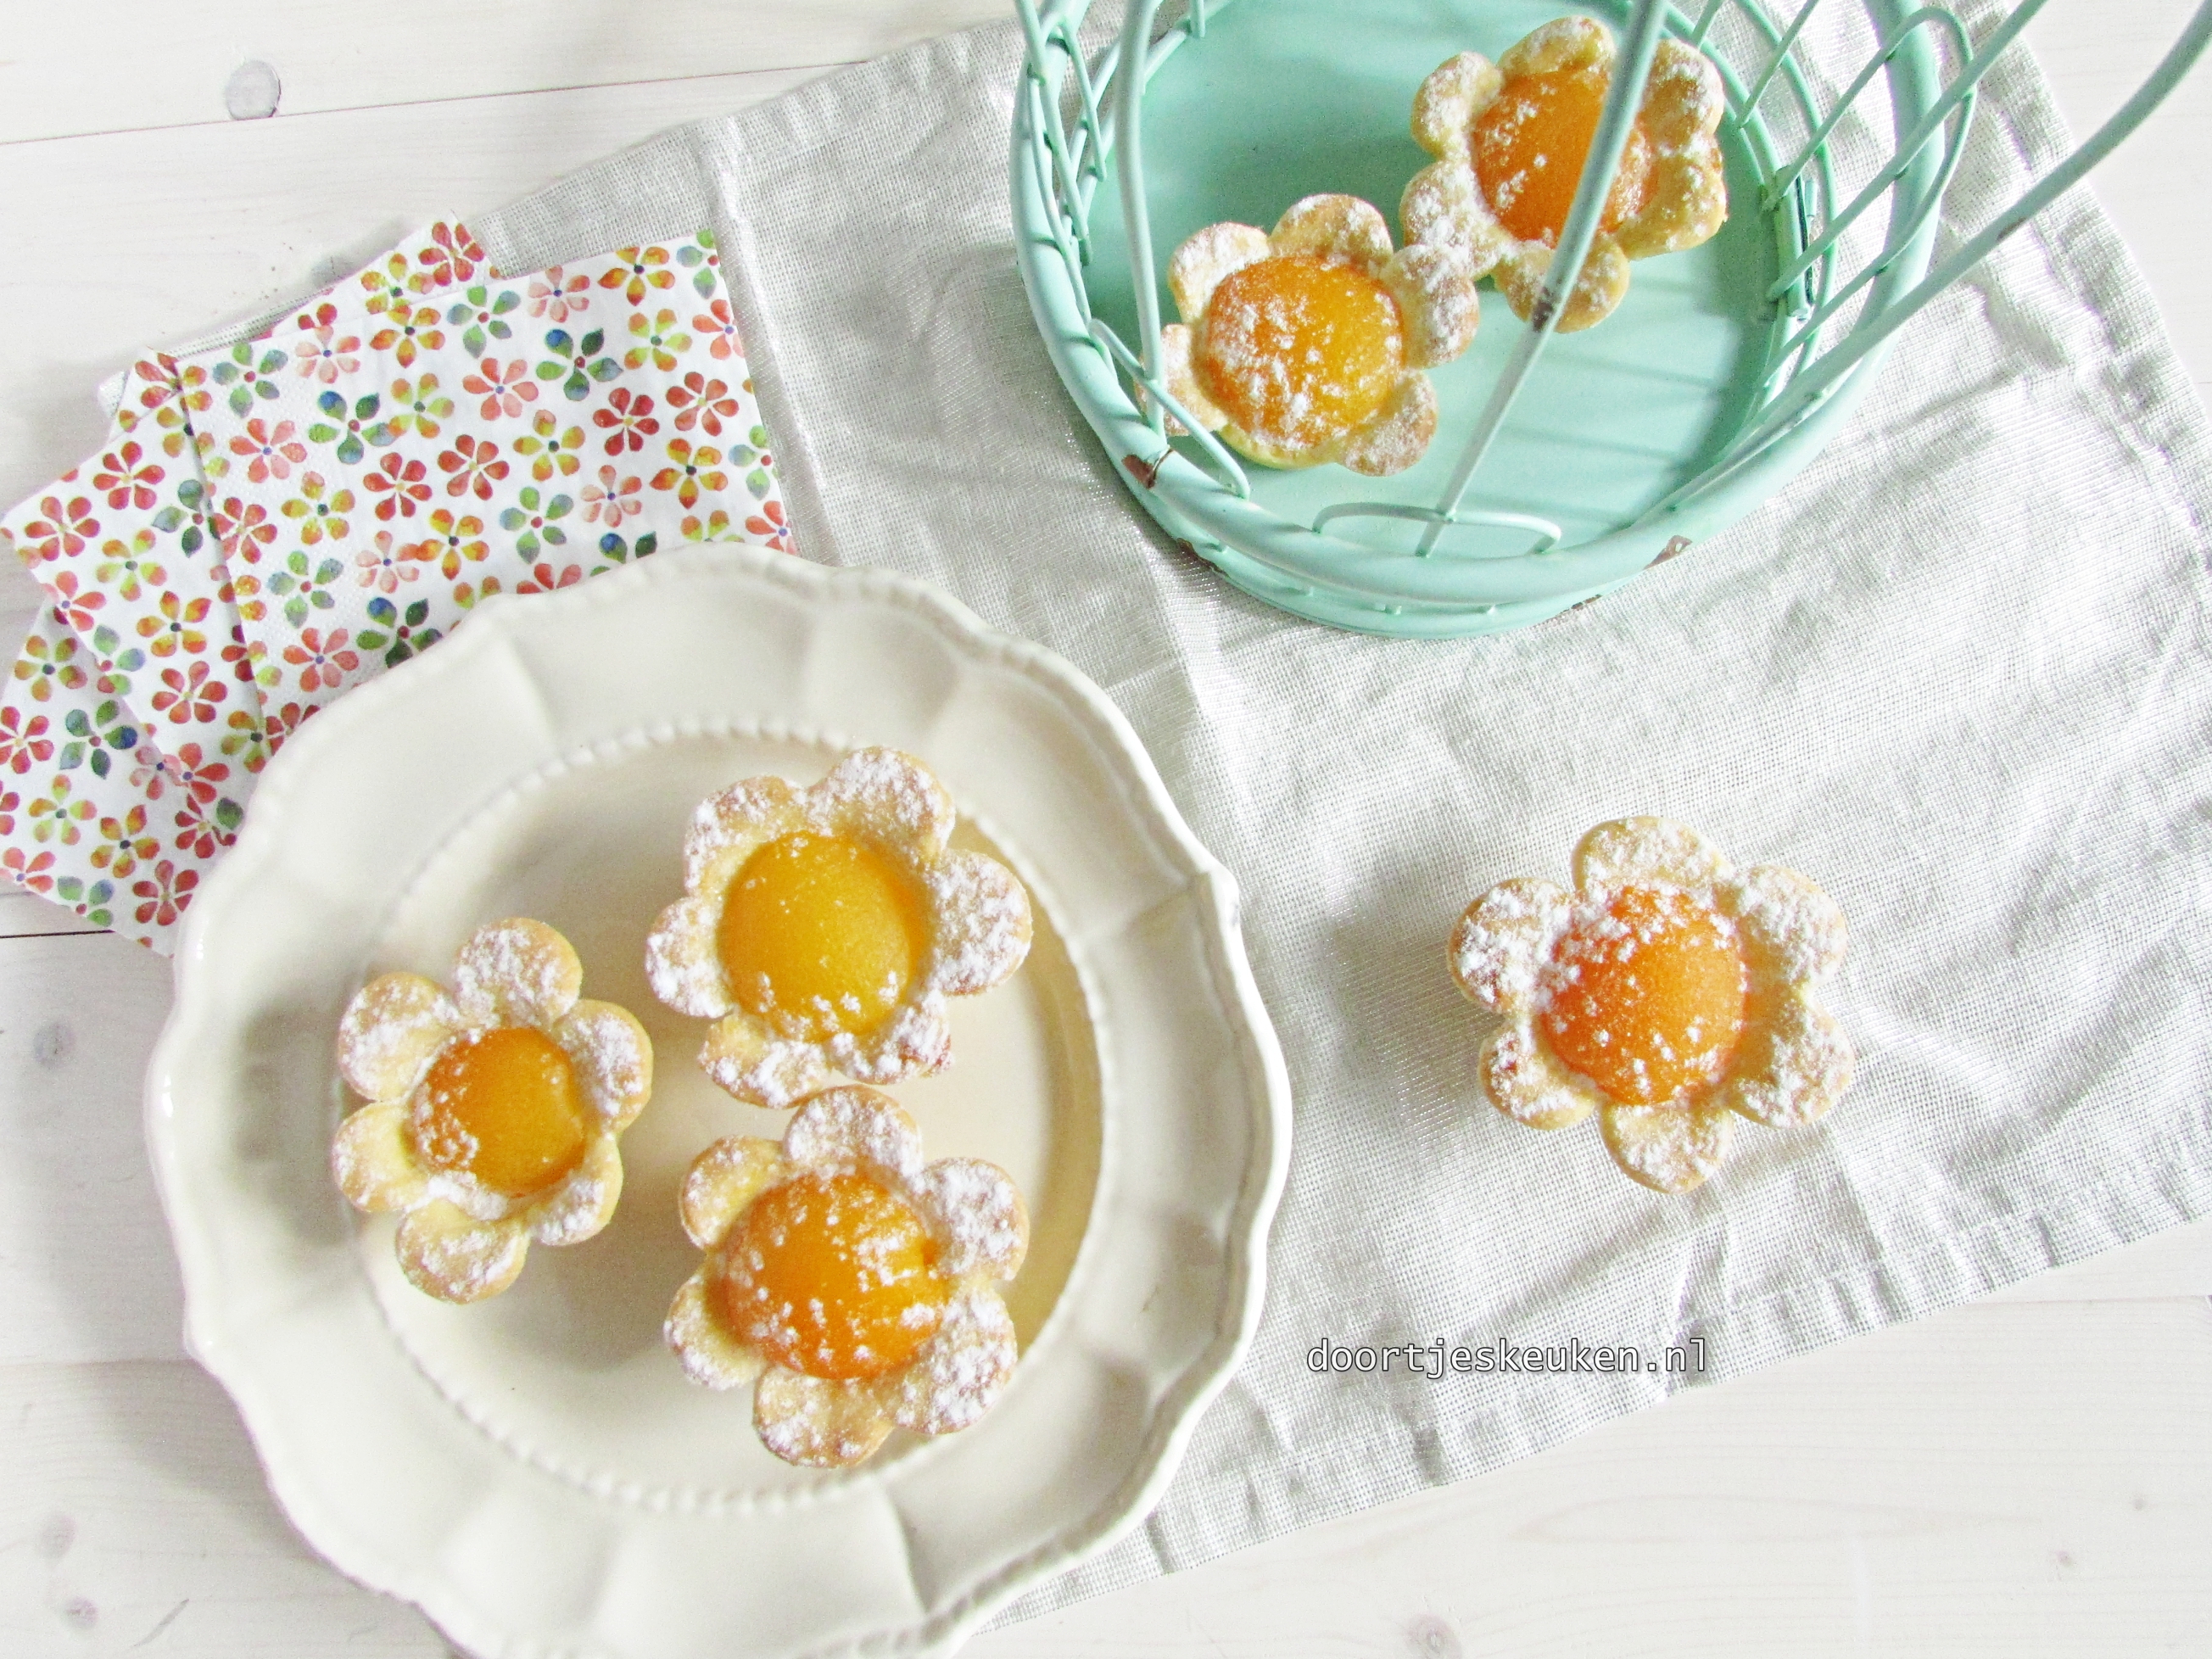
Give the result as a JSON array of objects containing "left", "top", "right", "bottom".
[{"left": 0, "top": 220, "right": 790, "bottom": 949}]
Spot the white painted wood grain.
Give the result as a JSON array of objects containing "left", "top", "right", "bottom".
[{"left": 0, "top": 0, "right": 1003, "bottom": 144}]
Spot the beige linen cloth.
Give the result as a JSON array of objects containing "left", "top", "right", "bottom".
[{"left": 471, "top": 8, "right": 2212, "bottom": 1623}]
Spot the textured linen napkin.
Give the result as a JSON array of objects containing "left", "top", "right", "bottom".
[
  {"left": 0, "top": 221, "right": 790, "bottom": 947},
  {"left": 455, "top": 2, "right": 2212, "bottom": 1621}
]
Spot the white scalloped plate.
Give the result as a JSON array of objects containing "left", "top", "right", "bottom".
[{"left": 145, "top": 545, "right": 1292, "bottom": 1659}]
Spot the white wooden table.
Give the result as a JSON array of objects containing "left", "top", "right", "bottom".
[{"left": 3, "top": 5, "right": 2208, "bottom": 1655}]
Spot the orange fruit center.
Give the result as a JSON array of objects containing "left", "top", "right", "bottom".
[
  {"left": 412, "top": 1025, "right": 589, "bottom": 1198},
  {"left": 719, "top": 1170, "right": 949, "bottom": 1381},
  {"left": 1472, "top": 68, "right": 1653, "bottom": 247},
  {"left": 1541, "top": 885, "right": 1746, "bottom": 1105},
  {"left": 1193, "top": 255, "right": 1405, "bottom": 452},
  {"left": 718, "top": 832, "right": 929, "bottom": 1042}
]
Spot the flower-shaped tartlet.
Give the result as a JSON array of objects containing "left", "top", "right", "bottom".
[
  {"left": 665, "top": 1086, "right": 1029, "bottom": 1468},
  {"left": 332, "top": 918, "right": 654, "bottom": 1302},
  {"left": 1450, "top": 819, "right": 1850, "bottom": 1193},
  {"left": 1159, "top": 193, "right": 1479, "bottom": 475},
  {"left": 1403, "top": 19, "right": 1727, "bottom": 333},
  {"left": 645, "top": 748, "right": 1032, "bottom": 1109}
]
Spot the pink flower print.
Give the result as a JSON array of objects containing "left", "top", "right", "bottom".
[
  {"left": 462, "top": 359, "right": 536, "bottom": 422},
  {"left": 137, "top": 589, "right": 211, "bottom": 658},
  {"left": 0, "top": 788, "right": 15, "bottom": 837},
  {"left": 152, "top": 661, "right": 227, "bottom": 724},
  {"left": 517, "top": 562, "right": 584, "bottom": 595},
  {"left": 215, "top": 497, "right": 277, "bottom": 566},
  {"left": 680, "top": 509, "right": 732, "bottom": 543},
  {"left": 454, "top": 578, "right": 504, "bottom": 611},
  {"left": 371, "top": 302, "right": 446, "bottom": 368},
  {"left": 649, "top": 438, "right": 727, "bottom": 511},
  {"left": 600, "top": 245, "right": 673, "bottom": 306},
  {"left": 131, "top": 859, "right": 199, "bottom": 929},
  {"left": 262, "top": 701, "right": 315, "bottom": 752},
  {"left": 5, "top": 848, "right": 57, "bottom": 897},
  {"left": 528, "top": 267, "right": 591, "bottom": 322},
  {"left": 355, "top": 529, "right": 431, "bottom": 592},
  {"left": 623, "top": 309, "right": 692, "bottom": 373},
  {"left": 422, "top": 508, "right": 489, "bottom": 578},
  {"left": 285, "top": 627, "right": 360, "bottom": 694},
  {"left": 158, "top": 741, "right": 231, "bottom": 805},
  {"left": 48, "top": 571, "right": 104, "bottom": 635},
  {"left": 219, "top": 620, "right": 257, "bottom": 686},
  {"left": 366, "top": 455, "right": 433, "bottom": 522},
  {"left": 514, "top": 410, "right": 585, "bottom": 481},
  {"left": 668, "top": 371, "right": 740, "bottom": 437},
  {"left": 136, "top": 355, "right": 182, "bottom": 411},
  {"left": 696, "top": 298, "right": 741, "bottom": 360},
  {"left": 95, "top": 530, "right": 165, "bottom": 600},
  {"left": 20, "top": 494, "right": 99, "bottom": 563},
  {"left": 746, "top": 499, "right": 795, "bottom": 554},
  {"left": 232, "top": 417, "right": 306, "bottom": 484},
  {"left": 359, "top": 252, "right": 414, "bottom": 316},
  {"left": 415, "top": 221, "right": 485, "bottom": 292},
  {"left": 580, "top": 466, "right": 642, "bottom": 527},
  {"left": 279, "top": 472, "right": 355, "bottom": 545},
  {"left": 438, "top": 435, "right": 509, "bottom": 500},
  {"left": 592, "top": 388, "right": 658, "bottom": 455},
  {"left": 14, "top": 632, "right": 87, "bottom": 703},
  {"left": 385, "top": 374, "right": 455, "bottom": 440},
  {"left": 172, "top": 790, "right": 241, "bottom": 860},
  {"left": 93, "top": 440, "right": 165, "bottom": 511},
  {"left": 0, "top": 708, "right": 54, "bottom": 774},
  {"left": 92, "top": 805, "right": 159, "bottom": 879},
  {"left": 293, "top": 311, "right": 362, "bottom": 383}
]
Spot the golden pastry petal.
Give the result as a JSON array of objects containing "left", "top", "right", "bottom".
[
  {"left": 684, "top": 774, "right": 806, "bottom": 899},
  {"left": 556, "top": 998, "right": 654, "bottom": 1129},
  {"left": 809, "top": 747, "right": 956, "bottom": 861},
  {"left": 451, "top": 917, "right": 582, "bottom": 1030},
  {"left": 1411, "top": 51, "right": 1502, "bottom": 160},
  {"left": 1158, "top": 323, "right": 1230, "bottom": 436},
  {"left": 1499, "top": 13, "right": 1610, "bottom": 80},
  {"left": 1481, "top": 1023, "right": 1601, "bottom": 1130},
  {"left": 888, "top": 1290, "right": 1019, "bottom": 1436},
  {"left": 838, "top": 997, "right": 954, "bottom": 1087},
  {"left": 528, "top": 1134, "right": 623, "bottom": 1246},
  {"left": 1600, "top": 1098, "right": 1734, "bottom": 1193},
  {"left": 1572, "top": 816, "right": 1730, "bottom": 897},
  {"left": 1450, "top": 877, "right": 1572, "bottom": 1014},
  {"left": 1216, "top": 418, "right": 1329, "bottom": 472},
  {"left": 784, "top": 1086, "right": 925, "bottom": 1184},
  {"left": 1269, "top": 193, "right": 1394, "bottom": 276},
  {"left": 1167, "top": 221, "right": 1271, "bottom": 323},
  {"left": 679, "top": 1136, "right": 786, "bottom": 1248},
  {"left": 1615, "top": 146, "right": 1728, "bottom": 260},
  {"left": 754, "top": 1367, "right": 897, "bottom": 1468},
  {"left": 665, "top": 1271, "right": 768, "bottom": 1389},
  {"left": 1379, "top": 243, "right": 1480, "bottom": 370},
  {"left": 644, "top": 894, "right": 732, "bottom": 1019},
  {"left": 395, "top": 1200, "right": 530, "bottom": 1303},
  {"left": 1336, "top": 374, "right": 1436, "bottom": 478},
  {"left": 337, "top": 972, "right": 461, "bottom": 1103},
  {"left": 910, "top": 1158, "right": 1029, "bottom": 1281},
  {"left": 1639, "top": 39, "right": 1727, "bottom": 148},
  {"left": 1720, "top": 864, "right": 1848, "bottom": 984},
  {"left": 1494, "top": 241, "right": 1633, "bottom": 335},
  {"left": 926, "top": 848, "right": 1033, "bottom": 996},
  {"left": 330, "top": 1101, "right": 431, "bottom": 1214},
  {"left": 1719, "top": 989, "right": 1853, "bottom": 1128},
  {"left": 1401, "top": 159, "right": 1510, "bottom": 278},
  {"left": 701, "top": 1010, "right": 831, "bottom": 1109}
]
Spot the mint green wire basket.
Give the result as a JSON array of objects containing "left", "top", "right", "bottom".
[{"left": 1011, "top": 0, "right": 2212, "bottom": 637}]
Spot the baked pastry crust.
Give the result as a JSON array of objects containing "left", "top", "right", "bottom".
[
  {"left": 664, "top": 1086, "right": 1029, "bottom": 1468},
  {"left": 1450, "top": 818, "right": 1850, "bottom": 1193},
  {"left": 1403, "top": 19, "right": 1727, "bottom": 333},
  {"left": 1159, "top": 193, "right": 1479, "bottom": 475},
  {"left": 332, "top": 917, "right": 653, "bottom": 1301},
  {"left": 644, "top": 747, "right": 1033, "bottom": 1109}
]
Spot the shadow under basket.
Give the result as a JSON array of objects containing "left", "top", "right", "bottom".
[{"left": 1010, "top": 0, "right": 2212, "bottom": 637}]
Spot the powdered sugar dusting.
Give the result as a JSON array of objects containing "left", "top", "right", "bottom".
[
  {"left": 890, "top": 1291, "right": 1018, "bottom": 1436},
  {"left": 452, "top": 917, "right": 580, "bottom": 1028},
  {"left": 785, "top": 1087, "right": 924, "bottom": 1183},
  {"left": 910, "top": 1157, "right": 1028, "bottom": 1279},
  {"left": 811, "top": 747, "right": 952, "bottom": 852},
  {"left": 927, "top": 852, "right": 1032, "bottom": 995}
]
